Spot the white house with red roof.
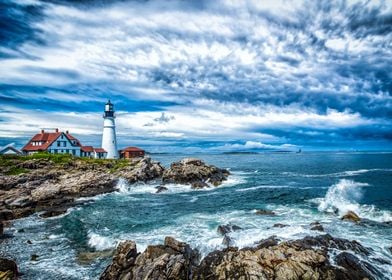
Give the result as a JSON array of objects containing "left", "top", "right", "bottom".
[{"left": 22, "top": 128, "right": 107, "bottom": 159}]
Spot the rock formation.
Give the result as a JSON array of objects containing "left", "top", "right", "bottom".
[
  {"left": 101, "top": 234, "right": 381, "bottom": 280},
  {"left": 162, "top": 158, "right": 230, "bottom": 189},
  {"left": 341, "top": 210, "right": 361, "bottom": 223},
  {"left": 0, "top": 258, "right": 18, "bottom": 280},
  {"left": 100, "top": 236, "right": 200, "bottom": 280},
  {"left": 0, "top": 156, "right": 164, "bottom": 220}
]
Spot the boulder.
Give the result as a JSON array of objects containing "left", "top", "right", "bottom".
[
  {"left": 273, "top": 223, "right": 288, "bottom": 228},
  {"left": 0, "top": 210, "right": 13, "bottom": 221},
  {"left": 255, "top": 236, "right": 280, "bottom": 249},
  {"left": 217, "top": 224, "right": 242, "bottom": 235},
  {"left": 39, "top": 208, "right": 68, "bottom": 218},
  {"left": 155, "top": 186, "right": 168, "bottom": 193},
  {"left": 341, "top": 210, "right": 361, "bottom": 223},
  {"left": 310, "top": 221, "right": 324, "bottom": 232},
  {"left": 31, "top": 254, "right": 39, "bottom": 261},
  {"left": 162, "top": 158, "right": 230, "bottom": 188},
  {"left": 0, "top": 258, "right": 18, "bottom": 279},
  {"left": 77, "top": 249, "right": 113, "bottom": 265},
  {"left": 116, "top": 157, "right": 165, "bottom": 183},
  {"left": 335, "top": 252, "right": 379, "bottom": 279},
  {"left": 255, "top": 209, "right": 276, "bottom": 216}
]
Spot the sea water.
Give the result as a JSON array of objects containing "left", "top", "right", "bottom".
[{"left": 1, "top": 152, "right": 392, "bottom": 279}]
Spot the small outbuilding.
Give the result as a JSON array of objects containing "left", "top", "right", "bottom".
[
  {"left": 0, "top": 145, "right": 23, "bottom": 155},
  {"left": 119, "top": 147, "right": 145, "bottom": 159},
  {"left": 93, "top": 148, "right": 107, "bottom": 159}
]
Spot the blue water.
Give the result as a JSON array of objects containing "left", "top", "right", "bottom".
[{"left": 2, "top": 152, "right": 392, "bottom": 279}]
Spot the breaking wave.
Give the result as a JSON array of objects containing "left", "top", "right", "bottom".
[
  {"left": 315, "top": 179, "right": 392, "bottom": 222},
  {"left": 87, "top": 232, "right": 116, "bottom": 251}
]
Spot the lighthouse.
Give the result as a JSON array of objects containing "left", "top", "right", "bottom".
[{"left": 102, "top": 100, "right": 118, "bottom": 159}]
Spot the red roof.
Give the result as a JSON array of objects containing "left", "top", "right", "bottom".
[
  {"left": 121, "top": 147, "right": 144, "bottom": 152},
  {"left": 94, "top": 148, "right": 107, "bottom": 153},
  {"left": 81, "top": 146, "right": 94, "bottom": 152},
  {"left": 22, "top": 130, "right": 81, "bottom": 152}
]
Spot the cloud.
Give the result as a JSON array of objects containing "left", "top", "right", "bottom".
[
  {"left": 217, "top": 141, "right": 298, "bottom": 152},
  {"left": 0, "top": 0, "right": 391, "bottom": 151}
]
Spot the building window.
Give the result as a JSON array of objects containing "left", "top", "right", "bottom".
[
  {"left": 57, "top": 141, "right": 60, "bottom": 147},
  {"left": 72, "top": 150, "right": 76, "bottom": 155}
]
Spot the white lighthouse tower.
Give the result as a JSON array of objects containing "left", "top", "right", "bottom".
[{"left": 102, "top": 100, "right": 118, "bottom": 159}]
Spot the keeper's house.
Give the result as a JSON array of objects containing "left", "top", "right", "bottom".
[
  {"left": 119, "top": 147, "right": 145, "bottom": 159},
  {"left": 22, "top": 129, "right": 107, "bottom": 159}
]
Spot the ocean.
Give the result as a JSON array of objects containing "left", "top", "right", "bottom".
[{"left": 2, "top": 152, "right": 392, "bottom": 279}]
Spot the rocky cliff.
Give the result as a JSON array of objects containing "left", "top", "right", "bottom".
[{"left": 0, "top": 155, "right": 165, "bottom": 221}]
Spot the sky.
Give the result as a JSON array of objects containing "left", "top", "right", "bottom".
[{"left": 0, "top": 0, "right": 391, "bottom": 153}]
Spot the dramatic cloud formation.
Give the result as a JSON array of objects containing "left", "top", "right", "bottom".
[{"left": 0, "top": 0, "right": 391, "bottom": 152}]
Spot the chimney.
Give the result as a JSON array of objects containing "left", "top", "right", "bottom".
[
  {"left": 41, "top": 129, "right": 44, "bottom": 134},
  {"left": 66, "top": 130, "right": 69, "bottom": 134},
  {"left": 55, "top": 128, "right": 59, "bottom": 133}
]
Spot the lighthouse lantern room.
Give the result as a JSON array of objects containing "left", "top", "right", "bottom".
[{"left": 101, "top": 100, "right": 118, "bottom": 159}]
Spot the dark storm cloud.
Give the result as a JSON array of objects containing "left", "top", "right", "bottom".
[{"left": 0, "top": 0, "right": 45, "bottom": 58}]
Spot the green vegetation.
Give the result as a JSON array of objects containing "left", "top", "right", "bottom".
[
  {"left": 5, "top": 166, "right": 28, "bottom": 175},
  {"left": 109, "top": 159, "right": 131, "bottom": 173},
  {"left": 0, "top": 152, "right": 134, "bottom": 175}
]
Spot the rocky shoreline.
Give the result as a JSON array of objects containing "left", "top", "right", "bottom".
[
  {"left": 0, "top": 155, "right": 230, "bottom": 279},
  {"left": 0, "top": 155, "right": 229, "bottom": 221},
  {"left": 100, "top": 233, "right": 382, "bottom": 280}
]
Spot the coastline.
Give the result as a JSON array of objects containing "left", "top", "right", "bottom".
[{"left": 1, "top": 153, "right": 392, "bottom": 279}]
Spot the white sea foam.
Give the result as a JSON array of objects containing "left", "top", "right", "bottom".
[
  {"left": 115, "top": 174, "right": 245, "bottom": 195},
  {"left": 87, "top": 232, "right": 116, "bottom": 251},
  {"left": 284, "top": 168, "right": 392, "bottom": 178},
  {"left": 315, "top": 179, "right": 392, "bottom": 222},
  {"left": 317, "top": 179, "right": 367, "bottom": 215}
]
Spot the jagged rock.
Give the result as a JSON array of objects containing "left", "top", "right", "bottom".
[
  {"left": 101, "top": 237, "right": 199, "bottom": 280},
  {"left": 289, "top": 234, "right": 371, "bottom": 256},
  {"left": 162, "top": 158, "right": 230, "bottom": 188},
  {"left": 0, "top": 258, "right": 18, "bottom": 279},
  {"left": 335, "top": 252, "right": 379, "bottom": 279},
  {"left": 77, "top": 249, "right": 113, "bottom": 265},
  {"left": 342, "top": 210, "right": 361, "bottom": 223},
  {"left": 116, "top": 157, "right": 165, "bottom": 183},
  {"left": 0, "top": 222, "right": 3, "bottom": 236},
  {"left": 222, "top": 235, "right": 233, "bottom": 247},
  {"left": 100, "top": 241, "right": 138, "bottom": 280},
  {"left": 101, "top": 235, "right": 382, "bottom": 280},
  {"left": 155, "top": 186, "right": 168, "bottom": 193},
  {"left": 39, "top": 208, "right": 68, "bottom": 218},
  {"left": 255, "top": 209, "right": 276, "bottom": 215},
  {"left": 273, "top": 223, "right": 288, "bottom": 228},
  {"left": 191, "top": 181, "right": 209, "bottom": 189},
  {"left": 27, "top": 240, "right": 32, "bottom": 244},
  {"left": 217, "top": 224, "right": 242, "bottom": 235},
  {"left": 310, "top": 221, "right": 324, "bottom": 231},
  {"left": 31, "top": 254, "right": 39, "bottom": 261},
  {"left": 217, "top": 224, "right": 242, "bottom": 247},
  {"left": 255, "top": 236, "right": 280, "bottom": 249},
  {"left": 0, "top": 210, "right": 13, "bottom": 221}
]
